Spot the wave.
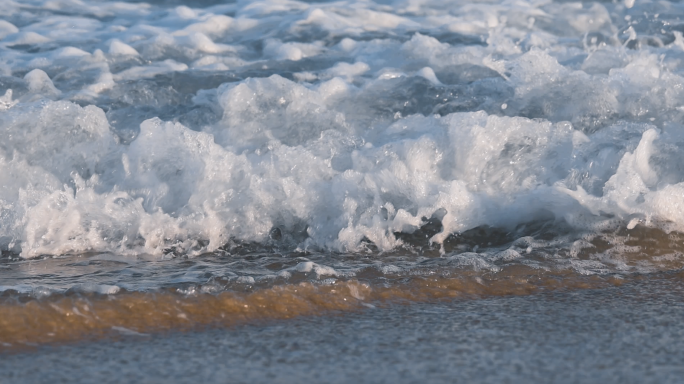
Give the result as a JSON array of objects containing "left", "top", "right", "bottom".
[{"left": 2, "top": 0, "right": 684, "bottom": 257}]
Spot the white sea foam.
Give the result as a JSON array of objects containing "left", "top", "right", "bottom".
[{"left": 1, "top": 0, "right": 684, "bottom": 258}]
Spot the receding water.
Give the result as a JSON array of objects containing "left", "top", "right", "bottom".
[{"left": 4, "top": 273, "right": 684, "bottom": 383}]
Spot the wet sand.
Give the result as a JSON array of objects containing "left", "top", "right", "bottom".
[{"left": 3, "top": 273, "right": 684, "bottom": 384}]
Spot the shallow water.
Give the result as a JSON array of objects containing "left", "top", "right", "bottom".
[
  {"left": 4, "top": 274, "right": 684, "bottom": 383},
  {"left": 3, "top": 0, "right": 684, "bottom": 374}
]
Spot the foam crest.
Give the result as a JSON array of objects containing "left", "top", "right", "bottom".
[{"left": 0, "top": 0, "right": 684, "bottom": 259}]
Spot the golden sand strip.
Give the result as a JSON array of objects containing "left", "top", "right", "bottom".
[{"left": 0, "top": 267, "right": 624, "bottom": 350}]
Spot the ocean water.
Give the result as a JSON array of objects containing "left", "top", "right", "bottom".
[{"left": 2, "top": 0, "right": 684, "bottom": 379}]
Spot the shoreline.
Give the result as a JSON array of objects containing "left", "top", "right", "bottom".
[{"left": 3, "top": 274, "right": 684, "bottom": 383}]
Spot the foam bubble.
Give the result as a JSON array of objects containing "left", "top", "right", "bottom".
[
  {"left": 108, "top": 40, "right": 139, "bottom": 56},
  {"left": 0, "top": 20, "right": 18, "bottom": 40}
]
